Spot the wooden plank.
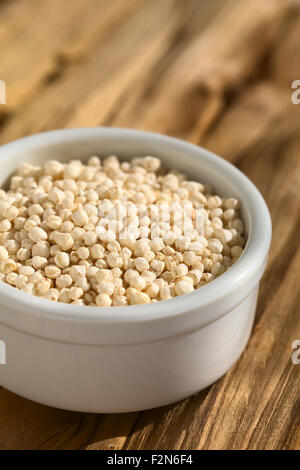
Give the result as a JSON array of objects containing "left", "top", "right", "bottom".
[
  {"left": 0, "top": 388, "right": 83, "bottom": 450},
  {"left": 0, "top": 0, "right": 178, "bottom": 142},
  {"left": 66, "top": 0, "right": 293, "bottom": 139},
  {"left": 0, "top": 0, "right": 143, "bottom": 109}
]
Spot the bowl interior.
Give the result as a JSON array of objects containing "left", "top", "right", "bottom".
[{"left": 0, "top": 129, "right": 251, "bottom": 237}]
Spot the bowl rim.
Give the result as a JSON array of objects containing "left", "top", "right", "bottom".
[{"left": 0, "top": 127, "right": 272, "bottom": 339}]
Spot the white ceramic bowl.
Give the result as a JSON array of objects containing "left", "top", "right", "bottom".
[{"left": 0, "top": 128, "right": 271, "bottom": 413}]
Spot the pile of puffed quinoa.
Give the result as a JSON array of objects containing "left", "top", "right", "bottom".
[{"left": 0, "top": 155, "right": 245, "bottom": 306}]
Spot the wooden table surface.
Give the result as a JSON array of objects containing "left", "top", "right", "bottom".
[{"left": 0, "top": 0, "right": 299, "bottom": 450}]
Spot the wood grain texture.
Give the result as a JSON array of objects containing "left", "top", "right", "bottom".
[{"left": 0, "top": 0, "right": 299, "bottom": 450}]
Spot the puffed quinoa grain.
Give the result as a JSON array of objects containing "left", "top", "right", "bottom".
[
  {"left": 56, "top": 274, "right": 73, "bottom": 289},
  {"left": 207, "top": 238, "right": 223, "bottom": 254},
  {"left": 175, "top": 279, "right": 194, "bottom": 296},
  {"left": 96, "top": 293, "right": 112, "bottom": 306},
  {"left": 187, "top": 269, "right": 203, "bottom": 286},
  {"left": 128, "top": 290, "right": 151, "bottom": 305},
  {"left": 35, "top": 279, "right": 51, "bottom": 295},
  {"left": 76, "top": 277, "right": 90, "bottom": 292},
  {"left": 211, "top": 262, "right": 226, "bottom": 276},
  {"left": 96, "top": 268, "right": 113, "bottom": 282},
  {"left": 45, "top": 264, "right": 61, "bottom": 279},
  {"left": 68, "top": 286, "right": 84, "bottom": 301},
  {"left": 53, "top": 232, "right": 74, "bottom": 250},
  {"left": 46, "top": 215, "right": 62, "bottom": 230},
  {"left": 150, "top": 259, "right": 165, "bottom": 275},
  {"left": 175, "top": 263, "right": 188, "bottom": 278},
  {"left": 72, "top": 208, "right": 89, "bottom": 227},
  {"left": 83, "top": 231, "right": 97, "bottom": 246},
  {"left": 96, "top": 280, "right": 115, "bottom": 296},
  {"left": 160, "top": 286, "right": 172, "bottom": 300},
  {"left": 0, "top": 155, "right": 245, "bottom": 305},
  {"left": 231, "top": 245, "right": 243, "bottom": 258},
  {"left": 106, "top": 252, "right": 123, "bottom": 268},
  {"left": 6, "top": 272, "right": 18, "bottom": 285},
  {"left": 134, "top": 257, "right": 149, "bottom": 273},
  {"left": 0, "top": 246, "right": 9, "bottom": 259},
  {"left": 44, "top": 288, "right": 60, "bottom": 301},
  {"left": 0, "top": 219, "right": 11, "bottom": 232},
  {"left": 44, "top": 160, "right": 64, "bottom": 177},
  {"left": 18, "top": 266, "right": 35, "bottom": 276},
  {"left": 54, "top": 252, "right": 70, "bottom": 268},
  {"left": 32, "top": 242, "right": 50, "bottom": 258},
  {"left": 145, "top": 283, "right": 160, "bottom": 298},
  {"left": 31, "top": 256, "right": 48, "bottom": 269},
  {"left": 78, "top": 246, "right": 90, "bottom": 260},
  {"left": 1, "top": 259, "right": 17, "bottom": 274}
]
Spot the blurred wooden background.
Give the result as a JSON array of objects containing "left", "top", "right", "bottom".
[{"left": 0, "top": 0, "right": 299, "bottom": 450}]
